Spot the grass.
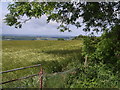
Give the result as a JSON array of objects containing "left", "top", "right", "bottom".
[{"left": 2, "top": 40, "right": 83, "bottom": 88}]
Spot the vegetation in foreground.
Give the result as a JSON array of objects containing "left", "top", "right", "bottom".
[
  {"left": 2, "top": 2, "right": 120, "bottom": 88},
  {"left": 2, "top": 39, "right": 119, "bottom": 88},
  {"left": 2, "top": 40, "right": 83, "bottom": 88}
]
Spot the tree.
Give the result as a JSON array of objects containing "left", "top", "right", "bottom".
[
  {"left": 4, "top": 2, "right": 120, "bottom": 32},
  {"left": 4, "top": 2, "right": 120, "bottom": 71},
  {"left": 57, "top": 38, "right": 65, "bottom": 40}
]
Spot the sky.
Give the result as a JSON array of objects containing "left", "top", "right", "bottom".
[{"left": 1, "top": 2, "right": 102, "bottom": 36}]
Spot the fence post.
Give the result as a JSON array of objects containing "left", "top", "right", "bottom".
[{"left": 39, "top": 66, "right": 43, "bottom": 89}]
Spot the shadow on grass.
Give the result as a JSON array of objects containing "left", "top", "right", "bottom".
[
  {"left": 39, "top": 48, "right": 82, "bottom": 56},
  {"left": 32, "top": 48, "right": 85, "bottom": 88},
  {"left": 33, "top": 48, "right": 84, "bottom": 73},
  {"left": 33, "top": 60, "right": 62, "bottom": 73}
]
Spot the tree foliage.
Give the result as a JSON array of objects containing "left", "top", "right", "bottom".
[
  {"left": 4, "top": 2, "right": 120, "bottom": 32},
  {"left": 4, "top": 2, "right": 120, "bottom": 72},
  {"left": 4, "top": 2, "right": 120, "bottom": 87}
]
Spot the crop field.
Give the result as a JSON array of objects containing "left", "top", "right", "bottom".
[{"left": 2, "top": 40, "right": 83, "bottom": 88}]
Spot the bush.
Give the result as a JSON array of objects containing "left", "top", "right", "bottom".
[
  {"left": 57, "top": 38, "right": 65, "bottom": 40},
  {"left": 64, "top": 63, "right": 118, "bottom": 88}
]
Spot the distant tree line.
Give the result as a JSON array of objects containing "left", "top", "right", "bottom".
[{"left": 57, "top": 38, "right": 65, "bottom": 40}]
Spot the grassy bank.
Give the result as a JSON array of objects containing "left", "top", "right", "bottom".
[
  {"left": 2, "top": 40, "right": 83, "bottom": 88},
  {"left": 2, "top": 40, "right": 118, "bottom": 88}
]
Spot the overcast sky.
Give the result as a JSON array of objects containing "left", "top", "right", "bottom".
[{"left": 1, "top": 2, "right": 102, "bottom": 36}]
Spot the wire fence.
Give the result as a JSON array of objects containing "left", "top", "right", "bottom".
[
  {"left": 42, "top": 68, "right": 78, "bottom": 88},
  {"left": 1, "top": 64, "right": 78, "bottom": 88}
]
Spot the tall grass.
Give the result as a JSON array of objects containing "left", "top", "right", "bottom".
[
  {"left": 2, "top": 40, "right": 83, "bottom": 88},
  {"left": 2, "top": 40, "right": 118, "bottom": 88}
]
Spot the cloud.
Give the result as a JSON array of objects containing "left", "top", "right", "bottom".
[
  {"left": 0, "top": 3, "right": 2, "bottom": 26},
  {"left": 2, "top": 2, "right": 101, "bottom": 36}
]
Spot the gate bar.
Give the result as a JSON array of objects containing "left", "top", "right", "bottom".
[
  {"left": 0, "top": 74, "right": 39, "bottom": 85},
  {"left": 0, "top": 64, "right": 41, "bottom": 74}
]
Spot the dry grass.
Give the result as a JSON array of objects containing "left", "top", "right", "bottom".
[{"left": 2, "top": 40, "right": 83, "bottom": 88}]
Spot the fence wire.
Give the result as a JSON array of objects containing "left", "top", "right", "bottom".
[
  {"left": 42, "top": 68, "right": 78, "bottom": 88},
  {"left": 2, "top": 68, "right": 78, "bottom": 88}
]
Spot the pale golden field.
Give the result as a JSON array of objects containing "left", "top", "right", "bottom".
[{"left": 2, "top": 40, "right": 83, "bottom": 88}]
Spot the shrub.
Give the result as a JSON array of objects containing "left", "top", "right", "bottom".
[{"left": 57, "top": 38, "right": 65, "bottom": 40}]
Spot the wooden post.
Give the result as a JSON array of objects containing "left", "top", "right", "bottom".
[
  {"left": 39, "top": 67, "right": 43, "bottom": 89},
  {"left": 84, "top": 55, "right": 88, "bottom": 67}
]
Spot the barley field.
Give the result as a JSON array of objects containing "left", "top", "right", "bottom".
[{"left": 2, "top": 40, "right": 83, "bottom": 88}]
